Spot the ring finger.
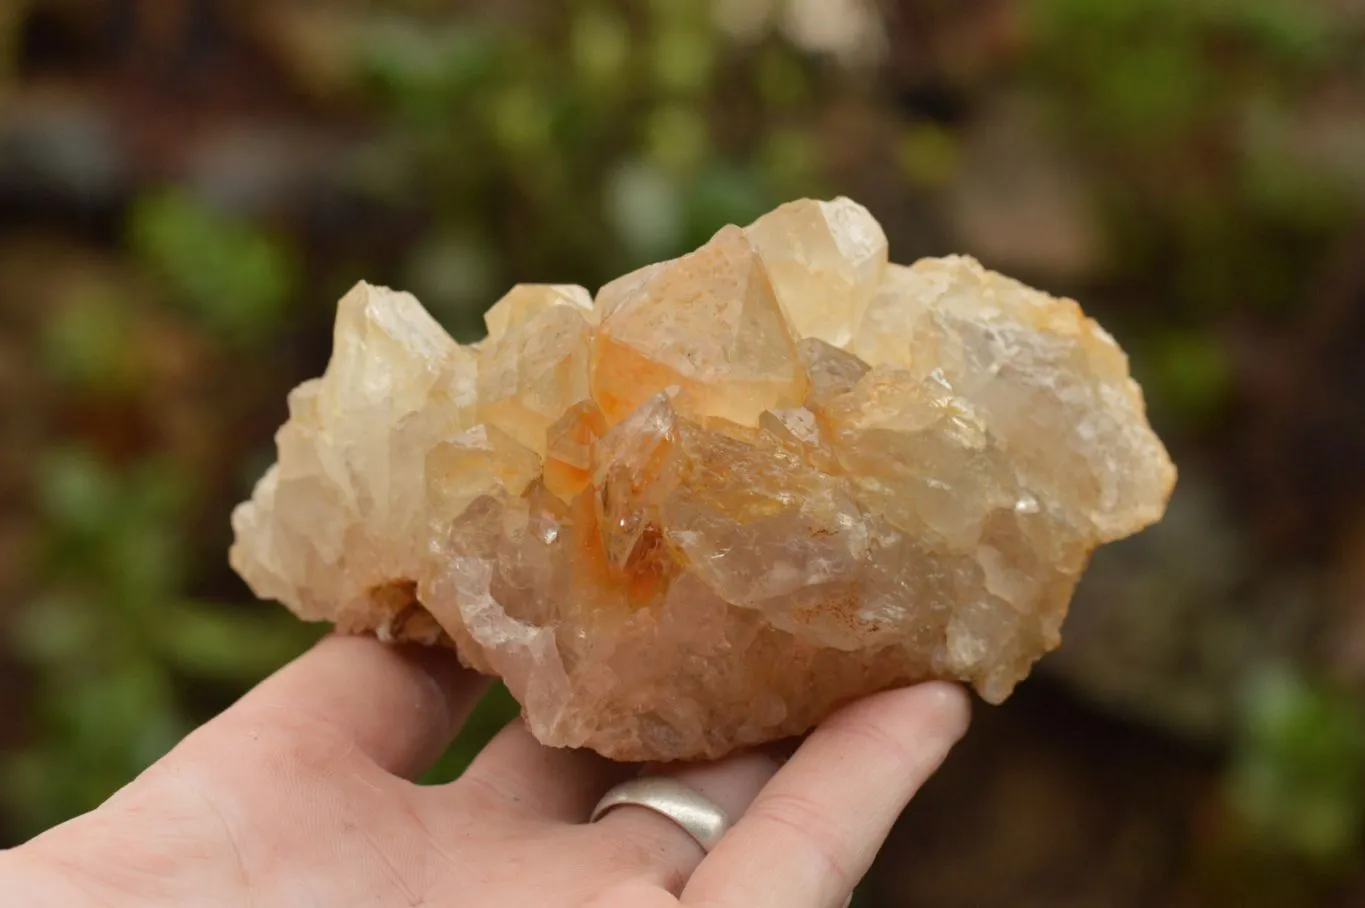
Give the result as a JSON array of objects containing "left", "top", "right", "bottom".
[{"left": 588, "top": 749, "right": 785, "bottom": 893}]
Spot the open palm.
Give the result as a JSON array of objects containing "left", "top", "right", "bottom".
[{"left": 5, "top": 635, "right": 968, "bottom": 907}]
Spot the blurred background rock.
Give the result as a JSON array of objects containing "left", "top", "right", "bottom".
[{"left": 3, "top": 0, "right": 1365, "bottom": 904}]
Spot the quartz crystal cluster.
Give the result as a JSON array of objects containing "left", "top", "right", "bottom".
[{"left": 230, "top": 198, "right": 1175, "bottom": 761}]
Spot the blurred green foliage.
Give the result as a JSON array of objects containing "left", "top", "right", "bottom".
[
  {"left": 129, "top": 192, "right": 298, "bottom": 348},
  {"left": 40, "top": 288, "right": 145, "bottom": 394},
  {"left": 421, "top": 683, "right": 520, "bottom": 784},
  {"left": 1229, "top": 668, "right": 1365, "bottom": 868},
  {"left": 1026, "top": 0, "right": 1359, "bottom": 333},
  {"left": 5, "top": 450, "right": 318, "bottom": 831},
  {"left": 344, "top": 1, "right": 820, "bottom": 336},
  {"left": 9, "top": 178, "right": 314, "bottom": 839}
]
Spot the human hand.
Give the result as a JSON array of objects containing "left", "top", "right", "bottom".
[{"left": 3, "top": 635, "right": 969, "bottom": 907}]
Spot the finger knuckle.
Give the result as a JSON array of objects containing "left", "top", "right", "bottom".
[
  {"left": 820, "top": 684, "right": 970, "bottom": 768},
  {"left": 745, "top": 792, "right": 854, "bottom": 892},
  {"left": 821, "top": 712, "right": 917, "bottom": 767},
  {"left": 209, "top": 707, "right": 361, "bottom": 783}
]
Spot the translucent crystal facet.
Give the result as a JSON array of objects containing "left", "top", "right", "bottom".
[
  {"left": 476, "top": 284, "right": 594, "bottom": 454},
  {"left": 746, "top": 197, "right": 888, "bottom": 347},
  {"left": 230, "top": 282, "right": 478, "bottom": 638},
  {"left": 482, "top": 283, "right": 595, "bottom": 344},
  {"left": 230, "top": 203, "right": 1176, "bottom": 761},
  {"left": 590, "top": 225, "right": 808, "bottom": 426}
]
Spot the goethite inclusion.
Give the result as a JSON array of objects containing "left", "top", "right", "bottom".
[{"left": 230, "top": 198, "right": 1175, "bottom": 761}]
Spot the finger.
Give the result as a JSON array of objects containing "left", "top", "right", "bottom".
[
  {"left": 454, "top": 718, "right": 637, "bottom": 822},
  {"left": 591, "top": 750, "right": 784, "bottom": 893},
  {"left": 217, "top": 634, "right": 490, "bottom": 779},
  {"left": 683, "top": 682, "right": 970, "bottom": 908}
]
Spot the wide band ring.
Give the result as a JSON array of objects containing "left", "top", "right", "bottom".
[{"left": 589, "top": 777, "right": 731, "bottom": 853}]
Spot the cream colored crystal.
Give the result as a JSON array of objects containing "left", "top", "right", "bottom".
[
  {"left": 852, "top": 257, "right": 1172, "bottom": 539},
  {"left": 230, "top": 281, "right": 478, "bottom": 638},
  {"left": 230, "top": 201, "right": 1176, "bottom": 761},
  {"left": 477, "top": 286, "right": 594, "bottom": 455},
  {"left": 483, "top": 283, "right": 594, "bottom": 344},
  {"left": 745, "top": 197, "right": 888, "bottom": 347},
  {"left": 590, "top": 225, "right": 808, "bottom": 426}
]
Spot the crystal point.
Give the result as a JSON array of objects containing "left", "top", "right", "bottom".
[
  {"left": 746, "top": 196, "right": 888, "bottom": 347},
  {"left": 591, "top": 225, "right": 807, "bottom": 426}
]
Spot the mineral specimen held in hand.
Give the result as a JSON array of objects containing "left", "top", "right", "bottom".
[{"left": 230, "top": 198, "right": 1176, "bottom": 761}]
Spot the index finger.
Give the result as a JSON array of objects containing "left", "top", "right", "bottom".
[
  {"left": 681, "top": 682, "right": 970, "bottom": 908},
  {"left": 211, "top": 634, "right": 490, "bottom": 780}
]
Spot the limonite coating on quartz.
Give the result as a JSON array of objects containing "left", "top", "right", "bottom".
[{"left": 230, "top": 198, "right": 1175, "bottom": 761}]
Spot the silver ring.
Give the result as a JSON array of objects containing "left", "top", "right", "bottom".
[{"left": 590, "top": 777, "right": 731, "bottom": 853}]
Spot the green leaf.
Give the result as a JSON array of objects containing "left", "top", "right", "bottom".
[
  {"left": 645, "top": 104, "right": 711, "bottom": 176},
  {"left": 651, "top": 24, "right": 716, "bottom": 97},
  {"left": 755, "top": 47, "right": 810, "bottom": 110},
  {"left": 1228, "top": 667, "right": 1365, "bottom": 866},
  {"left": 684, "top": 163, "right": 773, "bottom": 247},
  {"left": 896, "top": 123, "right": 960, "bottom": 188},
  {"left": 421, "top": 683, "right": 520, "bottom": 784},
  {"left": 359, "top": 18, "right": 502, "bottom": 123},
  {"left": 128, "top": 192, "right": 296, "bottom": 347},
  {"left": 1143, "top": 331, "right": 1234, "bottom": 424},
  {"left": 37, "top": 448, "right": 118, "bottom": 539},
  {"left": 571, "top": 5, "right": 632, "bottom": 91},
  {"left": 156, "top": 600, "right": 323, "bottom": 682}
]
